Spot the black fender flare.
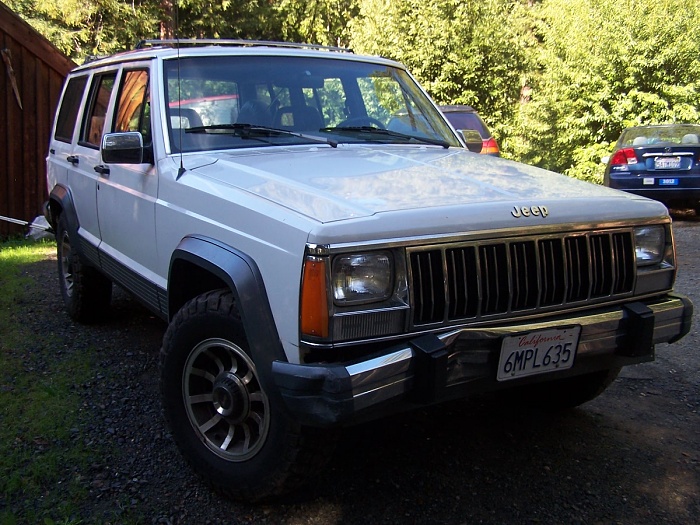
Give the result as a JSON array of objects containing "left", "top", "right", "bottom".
[
  {"left": 46, "top": 184, "right": 79, "bottom": 233},
  {"left": 168, "top": 235, "right": 287, "bottom": 396},
  {"left": 46, "top": 184, "right": 85, "bottom": 259}
]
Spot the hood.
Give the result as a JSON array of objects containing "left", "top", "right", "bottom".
[{"left": 181, "top": 145, "right": 664, "bottom": 225}]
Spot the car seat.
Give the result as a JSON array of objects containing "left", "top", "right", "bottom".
[
  {"left": 273, "top": 105, "right": 324, "bottom": 131},
  {"left": 237, "top": 100, "right": 272, "bottom": 127}
]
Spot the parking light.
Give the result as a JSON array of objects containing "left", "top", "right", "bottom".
[{"left": 301, "top": 258, "right": 329, "bottom": 338}]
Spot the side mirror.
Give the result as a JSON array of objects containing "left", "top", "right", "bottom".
[
  {"left": 457, "top": 129, "right": 484, "bottom": 154},
  {"left": 102, "top": 132, "right": 145, "bottom": 164}
]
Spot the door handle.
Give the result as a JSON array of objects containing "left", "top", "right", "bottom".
[
  {"left": 94, "top": 165, "right": 110, "bottom": 176},
  {"left": 66, "top": 155, "right": 79, "bottom": 165}
]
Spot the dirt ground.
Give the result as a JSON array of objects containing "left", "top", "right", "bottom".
[{"left": 13, "top": 214, "right": 700, "bottom": 524}]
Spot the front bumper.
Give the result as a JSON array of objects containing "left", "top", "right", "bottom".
[{"left": 272, "top": 294, "right": 692, "bottom": 427}]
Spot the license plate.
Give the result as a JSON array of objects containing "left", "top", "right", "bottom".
[
  {"left": 654, "top": 156, "right": 681, "bottom": 170},
  {"left": 658, "top": 178, "right": 679, "bottom": 186},
  {"left": 497, "top": 326, "right": 580, "bottom": 381}
]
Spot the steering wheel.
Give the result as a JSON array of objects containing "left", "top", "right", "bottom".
[{"left": 338, "top": 116, "right": 385, "bottom": 129}]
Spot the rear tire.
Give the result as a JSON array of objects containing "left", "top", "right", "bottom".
[
  {"left": 56, "top": 214, "right": 112, "bottom": 322},
  {"left": 160, "top": 289, "right": 335, "bottom": 502},
  {"left": 515, "top": 368, "right": 621, "bottom": 411}
]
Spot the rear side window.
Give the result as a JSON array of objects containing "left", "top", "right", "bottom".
[
  {"left": 443, "top": 112, "right": 489, "bottom": 137},
  {"left": 54, "top": 76, "right": 88, "bottom": 143},
  {"left": 80, "top": 72, "right": 117, "bottom": 148}
]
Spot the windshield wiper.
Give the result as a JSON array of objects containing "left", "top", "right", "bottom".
[
  {"left": 320, "top": 125, "right": 450, "bottom": 149},
  {"left": 186, "top": 123, "right": 337, "bottom": 148}
]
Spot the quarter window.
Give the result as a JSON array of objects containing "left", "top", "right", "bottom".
[{"left": 54, "top": 76, "right": 88, "bottom": 143}]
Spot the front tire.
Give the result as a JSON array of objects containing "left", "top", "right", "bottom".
[
  {"left": 160, "top": 289, "right": 334, "bottom": 502},
  {"left": 56, "top": 214, "right": 112, "bottom": 322}
]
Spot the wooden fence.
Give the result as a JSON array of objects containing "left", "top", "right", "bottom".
[{"left": 0, "top": 1, "right": 75, "bottom": 238}]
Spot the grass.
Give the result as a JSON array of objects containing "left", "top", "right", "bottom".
[{"left": 0, "top": 239, "right": 98, "bottom": 525}]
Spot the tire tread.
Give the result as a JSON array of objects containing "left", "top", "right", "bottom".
[{"left": 160, "top": 289, "right": 335, "bottom": 503}]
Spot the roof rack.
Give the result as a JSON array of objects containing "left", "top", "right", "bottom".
[
  {"left": 83, "top": 54, "right": 109, "bottom": 64},
  {"left": 134, "top": 39, "right": 353, "bottom": 54}
]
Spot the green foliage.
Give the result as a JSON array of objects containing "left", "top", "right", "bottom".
[
  {"left": 172, "top": 0, "right": 280, "bottom": 40},
  {"left": 5, "top": 0, "right": 159, "bottom": 59},
  {"left": 6, "top": 0, "right": 699, "bottom": 180},
  {"left": 514, "top": 0, "right": 700, "bottom": 180},
  {"left": 349, "top": 0, "right": 531, "bottom": 149},
  {"left": 275, "top": 0, "right": 359, "bottom": 47}
]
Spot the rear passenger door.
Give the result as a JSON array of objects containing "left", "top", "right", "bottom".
[
  {"left": 76, "top": 70, "right": 119, "bottom": 247},
  {"left": 95, "top": 66, "right": 161, "bottom": 294},
  {"left": 47, "top": 73, "right": 105, "bottom": 253}
]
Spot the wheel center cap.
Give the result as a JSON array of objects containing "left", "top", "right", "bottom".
[{"left": 212, "top": 373, "right": 249, "bottom": 422}]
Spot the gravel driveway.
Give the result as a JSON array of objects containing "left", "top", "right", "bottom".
[{"left": 16, "top": 215, "right": 700, "bottom": 524}]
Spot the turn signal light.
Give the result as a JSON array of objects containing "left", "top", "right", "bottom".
[{"left": 300, "top": 258, "right": 329, "bottom": 338}]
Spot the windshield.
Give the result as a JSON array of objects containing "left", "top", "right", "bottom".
[{"left": 163, "top": 55, "right": 460, "bottom": 153}]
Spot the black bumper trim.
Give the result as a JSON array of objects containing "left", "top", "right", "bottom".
[
  {"left": 271, "top": 361, "right": 354, "bottom": 427},
  {"left": 272, "top": 294, "right": 692, "bottom": 427}
]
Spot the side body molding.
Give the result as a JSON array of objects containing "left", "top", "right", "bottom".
[{"left": 168, "top": 235, "right": 287, "bottom": 394}]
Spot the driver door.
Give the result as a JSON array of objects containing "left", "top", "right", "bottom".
[{"left": 95, "top": 67, "right": 161, "bottom": 298}]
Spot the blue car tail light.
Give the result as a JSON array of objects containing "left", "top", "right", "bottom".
[{"left": 610, "top": 147, "right": 639, "bottom": 167}]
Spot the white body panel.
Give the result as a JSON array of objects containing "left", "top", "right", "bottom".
[{"left": 150, "top": 145, "right": 668, "bottom": 361}]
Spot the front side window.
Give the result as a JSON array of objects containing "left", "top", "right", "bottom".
[
  {"left": 163, "top": 55, "right": 459, "bottom": 153},
  {"left": 114, "top": 69, "right": 151, "bottom": 144},
  {"left": 80, "top": 72, "right": 116, "bottom": 148}
]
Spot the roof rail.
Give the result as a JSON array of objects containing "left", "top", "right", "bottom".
[
  {"left": 83, "top": 54, "right": 109, "bottom": 64},
  {"left": 134, "top": 39, "right": 353, "bottom": 53}
]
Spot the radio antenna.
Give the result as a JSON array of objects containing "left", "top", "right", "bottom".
[{"left": 175, "top": 0, "right": 186, "bottom": 180}]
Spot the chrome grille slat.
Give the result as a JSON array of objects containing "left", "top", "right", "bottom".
[
  {"left": 410, "top": 251, "right": 444, "bottom": 324},
  {"left": 445, "top": 246, "right": 478, "bottom": 319},
  {"left": 590, "top": 234, "right": 612, "bottom": 297},
  {"left": 510, "top": 241, "right": 538, "bottom": 310},
  {"left": 410, "top": 230, "right": 636, "bottom": 326}
]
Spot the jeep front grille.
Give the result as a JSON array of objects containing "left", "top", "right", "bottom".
[{"left": 409, "top": 230, "right": 635, "bottom": 326}]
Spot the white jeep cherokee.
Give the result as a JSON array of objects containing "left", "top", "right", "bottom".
[{"left": 45, "top": 40, "right": 692, "bottom": 501}]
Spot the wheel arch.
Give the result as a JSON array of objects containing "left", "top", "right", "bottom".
[
  {"left": 168, "top": 235, "right": 287, "bottom": 378},
  {"left": 46, "top": 184, "right": 97, "bottom": 267},
  {"left": 45, "top": 184, "right": 79, "bottom": 238}
]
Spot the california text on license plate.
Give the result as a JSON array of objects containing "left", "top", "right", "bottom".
[{"left": 497, "top": 326, "right": 581, "bottom": 381}]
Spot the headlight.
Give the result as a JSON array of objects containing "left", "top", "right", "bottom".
[
  {"left": 634, "top": 225, "right": 665, "bottom": 266},
  {"left": 332, "top": 252, "right": 392, "bottom": 304}
]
